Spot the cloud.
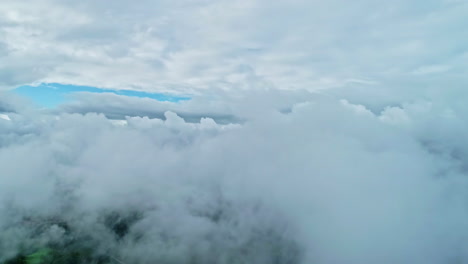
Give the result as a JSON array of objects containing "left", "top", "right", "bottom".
[
  {"left": 0, "top": 114, "right": 10, "bottom": 121},
  {"left": 3, "top": 0, "right": 468, "bottom": 263},
  {"left": 1, "top": 0, "right": 468, "bottom": 93},
  {"left": 50, "top": 88, "right": 317, "bottom": 124},
  {"left": 2, "top": 90, "right": 468, "bottom": 263},
  {"left": 412, "top": 64, "right": 452, "bottom": 75}
]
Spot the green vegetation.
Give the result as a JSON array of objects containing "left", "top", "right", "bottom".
[
  {"left": 4, "top": 247, "right": 110, "bottom": 264},
  {"left": 2, "top": 206, "right": 301, "bottom": 264},
  {"left": 1, "top": 212, "right": 131, "bottom": 264}
]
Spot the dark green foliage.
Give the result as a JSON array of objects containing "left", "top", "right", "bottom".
[
  {"left": 2, "top": 214, "right": 115, "bottom": 264},
  {"left": 3, "top": 207, "right": 303, "bottom": 264},
  {"left": 4, "top": 255, "right": 27, "bottom": 264},
  {"left": 3, "top": 248, "right": 110, "bottom": 264},
  {"left": 103, "top": 211, "right": 143, "bottom": 239},
  {"left": 48, "top": 248, "right": 110, "bottom": 264}
]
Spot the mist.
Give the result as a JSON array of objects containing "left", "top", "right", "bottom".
[{"left": 1, "top": 90, "right": 468, "bottom": 263}]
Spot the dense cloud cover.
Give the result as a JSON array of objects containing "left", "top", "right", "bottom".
[
  {"left": 2, "top": 0, "right": 468, "bottom": 263},
  {"left": 1, "top": 0, "right": 468, "bottom": 93},
  {"left": 1, "top": 90, "right": 468, "bottom": 263}
]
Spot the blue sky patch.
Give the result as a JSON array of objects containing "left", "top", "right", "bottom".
[{"left": 14, "top": 83, "right": 190, "bottom": 108}]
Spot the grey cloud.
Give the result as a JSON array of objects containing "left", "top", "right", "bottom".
[
  {"left": 0, "top": 92, "right": 28, "bottom": 113},
  {"left": 55, "top": 92, "right": 242, "bottom": 124},
  {"left": 53, "top": 89, "right": 318, "bottom": 124}
]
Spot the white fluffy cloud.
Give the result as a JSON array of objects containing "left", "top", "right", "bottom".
[
  {"left": 1, "top": 92, "right": 468, "bottom": 263},
  {"left": 1, "top": 0, "right": 467, "bottom": 93}
]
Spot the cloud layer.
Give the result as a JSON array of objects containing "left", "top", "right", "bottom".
[
  {"left": 1, "top": 0, "right": 467, "bottom": 93},
  {"left": 2, "top": 90, "right": 468, "bottom": 263},
  {"left": 2, "top": 0, "right": 468, "bottom": 263}
]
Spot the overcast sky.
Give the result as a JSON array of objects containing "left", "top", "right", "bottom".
[
  {"left": 2, "top": 1, "right": 468, "bottom": 264},
  {"left": 1, "top": 0, "right": 467, "bottom": 94}
]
